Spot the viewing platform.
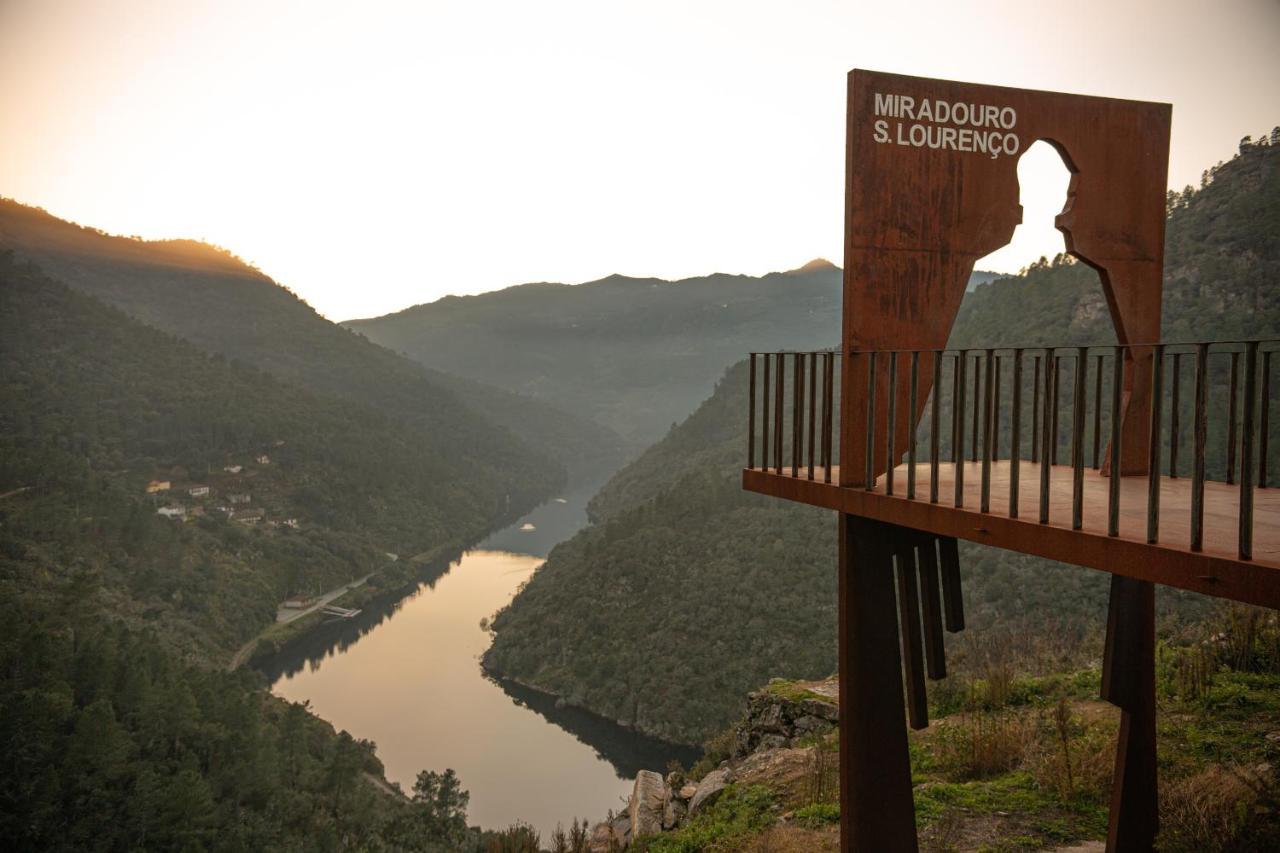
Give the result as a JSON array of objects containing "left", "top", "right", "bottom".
[{"left": 741, "top": 342, "right": 1280, "bottom": 609}]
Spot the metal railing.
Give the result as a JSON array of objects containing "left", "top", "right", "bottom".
[
  {"left": 747, "top": 351, "right": 839, "bottom": 482},
  {"left": 747, "top": 341, "right": 1279, "bottom": 562}
]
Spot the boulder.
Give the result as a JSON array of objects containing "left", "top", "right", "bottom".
[
  {"left": 792, "top": 714, "right": 835, "bottom": 737},
  {"left": 689, "top": 766, "right": 732, "bottom": 814},
  {"left": 800, "top": 697, "right": 840, "bottom": 723},
  {"left": 662, "top": 796, "right": 686, "bottom": 830},
  {"left": 629, "top": 770, "right": 668, "bottom": 838},
  {"left": 677, "top": 784, "right": 698, "bottom": 801},
  {"left": 588, "top": 818, "right": 629, "bottom": 853}
]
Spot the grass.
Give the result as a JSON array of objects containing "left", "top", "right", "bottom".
[
  {"left": 632, "top": 785, "right": 778, "bottom": 853},
  {"left": 762, "top": 678, "right": 835, "bottom": 706},
  {"left": 660, "top": 608, "right": 1280, "bottom": 851}
]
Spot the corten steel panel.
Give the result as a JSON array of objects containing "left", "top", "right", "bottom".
[
  {"left": 743, "top": 465, "right": 1280, "bottom": 611},
  {"left": 839, "top": 70, "right": 1171, "bottom": 486}
]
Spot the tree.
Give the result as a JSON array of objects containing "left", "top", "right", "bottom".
[{"left": 411, "top": 768, "right": 471, "bottom": 844}]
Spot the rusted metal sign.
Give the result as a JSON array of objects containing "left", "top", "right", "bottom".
[{"left": 842, "top": 70, "right": 1170, "bottom": 483}]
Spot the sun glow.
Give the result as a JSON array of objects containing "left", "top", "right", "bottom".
[{"left": 1, "top": 0, "right": 1276, "bottom": 319}]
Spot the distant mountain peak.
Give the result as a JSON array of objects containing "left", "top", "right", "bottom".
[{"left": 790, "top": 258, "right": 837, "bottom": 274}]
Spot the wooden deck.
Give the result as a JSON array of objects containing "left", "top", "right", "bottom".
[{"left": 743, "top": 461, "right": 1280, "bottom": 609}]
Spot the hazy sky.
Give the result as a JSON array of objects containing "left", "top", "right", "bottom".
[{"left": 1, "top": 1, "right": 1276, "bottom": 320}]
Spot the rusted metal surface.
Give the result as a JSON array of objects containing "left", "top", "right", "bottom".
[
  {"left": 745, "top": 463, "right": 1280, "bottom": 609},
  {"left": 893, "top": 533, "right": 929, "bottom": 730},
  {"left": 838, "top": 515, "right": 919, "bottom": 852},
  {"left": 1101, "top": 575, "right": 1158, "bottom": 850},
  {"left": 840, "top": 70, "right": 1171, "bottom": 488},
  {"left": 745, "top": 342, "right": 1278, "bottom": 584}
]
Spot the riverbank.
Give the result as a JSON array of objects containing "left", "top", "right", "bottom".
[
  {"left": 236, "top": 541, "right": 467, "bottom": 671},
  {"left": 480, "top": 663, "right": 704, "bottom": 752}
]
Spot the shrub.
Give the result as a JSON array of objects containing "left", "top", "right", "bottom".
[
  {"left": 1023, "top": 700, "right": 1115, "bottom": 804},
  {"left": 1158, "top": 763, "right": 1280, "bottom": 852},
  {"left": 935, "top": 710, "right": 1030, "bottom": 779},
  {"left": 793, "top": 801, "right": 840, "bottom": 827},
  {"left": 486, "top": 822, "right": 541, "bottom": 853}
]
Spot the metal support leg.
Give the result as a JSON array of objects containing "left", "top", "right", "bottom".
[
  {"left": 838, "top": 515, "right": 919, "bottom": 852},
  {"left": 1101, "top": 575, "right": 1158, "bottom": 852}
]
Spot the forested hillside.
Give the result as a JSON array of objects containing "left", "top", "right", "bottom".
[
  {"left": 484, "top": 133, "right": 1280, "bottom": 745},
  {"left": 0, "top": 198, "right": 624, "bottom": 483},
  {"left": 0, "top": 253, "right": 541, "bottom": 849},
  {"left": 0, "top": 253, "right": 558, "bottom": 656},
  {"left": 347, "top": 260, "right": 1000, "bottom": 449}
]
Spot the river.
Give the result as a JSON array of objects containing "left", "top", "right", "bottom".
[{"left": 262, "top": 480, "right": 699, "bottom": 839}]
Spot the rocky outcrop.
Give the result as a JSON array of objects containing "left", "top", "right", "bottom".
[
  {"left": 732, "top": 677, "right": 839, "bottom": 757},
  {"left": 587, "top": 677, "right": 840, "bottom": 849}
]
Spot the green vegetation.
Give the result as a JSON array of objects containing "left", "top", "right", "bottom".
[
  {"left": 485, "top": 133, "right": 1280, "bottom": 745},
  {"left": 0, "top": 254, "right": 558, "bottom": 658},
  {"left": 0, "top": 590, "right": 532, "bottom": 851},
  {"left": 0, "top": 197, "right": 623, "bottom": 485},
  {"left": 0, "top": 247, "right": 567, "bottom": 848},
  {"left": 642, "top": 605, "right": 1280, "bottom": 852}
]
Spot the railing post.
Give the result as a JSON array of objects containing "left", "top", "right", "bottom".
[
  {"left": 774, "top": 352, "right": 785, "bottom": 476},
  {"left": 865, "top": 352, "right": 878, "bottom": 491},
  {"left": 808, "top": 353, "right": 817, "bottom": 480},
  {"left": 1240, "top": 341, "right": 1259, "bottom": 560},
  {"left": 762, "top": 353, "right": 771, "bottom": 471},
  {"left": 1227, "top": 351, "right": 1240, "bottom": 485},
  {"left": 1092, "top": 354, "right": 1104, "bottom": 470},
  {"left": 1010, "top": 349, "right": 1023, "bottom": 518},
  {"left": 930, "top": 352, "right": 942, "bottom": 504},
  {"left": 991, "top": 354, "right": 1002, "bottom": 462},
  {"left": 748, "top": 354, "right": 757, "bottom": 469},
  {"left": 971, "top": 353, "right": 981, "bottom": 463},
  {"left": 1261, "top": 350, "right": 1271, "bottom": 490},
  {"left": 1031, "top": 355, "right": 1042, "bottom": 463},
  {"left": 1050, "top": 355, "right": 1062, "bottom": 466},
  {"left": 1072, "top": 348, "right": 1088, "bottom": 530},
  {"left": 1039, "top": 348, "right": 1055, "bottom": 524},
  {"left": 1170, "top": 353, "right": 1182, "bottom": 478},
  {"left": 955, "top": 351, "right": 967, "bottom": 508},
  {"left": 1191, "top": 343, "right": 1208, "bottom": 551},
  {"left": 886, "top": 352, "right": 898, "bottom": 496},
  {"left": 908, "top": 352, "right": 919, "bottom": 500},
  {"left": 1108, "top": 349, "right": 1124, "bottom": 537},
  {"left": 823, "top": 352, "right": 834, "bottom": 483},
  {"left": 793, "top": 352, "right": 804, "bottom": 477},
  {"left": 1146, "top": 345, "right": 1164, "bottom": 544},
  {"left": 981, "top": 348, "right": 994, "bottom": 513}
]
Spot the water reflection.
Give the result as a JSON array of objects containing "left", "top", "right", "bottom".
[
  {"left": 492, "top": 676, "right": 701, "bottom": 780},
  {"left": 258, "top": 480, "right": 700, "bottom": 838}
]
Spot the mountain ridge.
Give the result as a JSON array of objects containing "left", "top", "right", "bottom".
[{"left": 0, "top": 196, "right": 625, "bottom": 483}]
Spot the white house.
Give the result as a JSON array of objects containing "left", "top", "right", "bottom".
[
  {"left": 255, "top": 454, "right": 270, "bottom": 465},
  {"left": 223, "top": 465, "right": 243, "bottom": 474},
  {"left": 188, "top": 485, "right": 210, "bottom": 497},
  {"left": 156, "top": 505, "right": 186, "bottom": 520}
]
